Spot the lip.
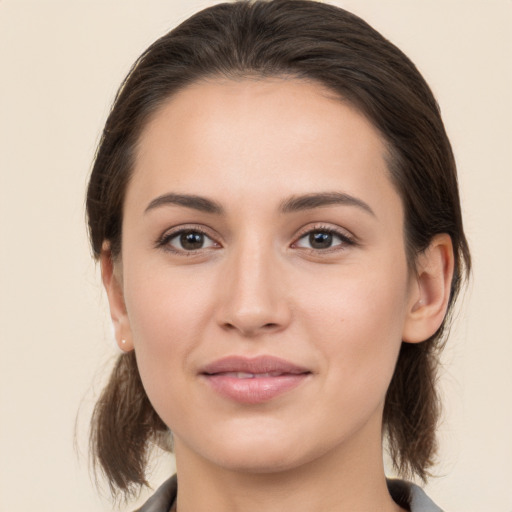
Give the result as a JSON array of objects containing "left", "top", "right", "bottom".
[{"left": 200, "top": 356, "right": 311, "bottom": 404}]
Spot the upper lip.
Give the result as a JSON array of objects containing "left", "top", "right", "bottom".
[{"left": 201, "top": 355, "right": 310, "bottom": 376}]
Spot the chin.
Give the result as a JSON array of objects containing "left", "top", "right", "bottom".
[
  {"left": 213, "top": 447, "right": 306, "bottom": 474},
  {"left": 196, "top": 426, "right": 335, "bottom": 475},
  {"left": 172, "top": 424, "right": 302, "bottom": 474}
]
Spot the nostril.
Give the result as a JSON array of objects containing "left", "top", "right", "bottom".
[{"left": 221, "top": 321, "right": 280, "bottom": 334}]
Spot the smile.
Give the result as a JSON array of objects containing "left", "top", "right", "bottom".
[{"left": 200, "top": 356, "right": 311, "bottom": 404}]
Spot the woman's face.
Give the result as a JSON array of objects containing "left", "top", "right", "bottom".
[{"left": 114, "top": 78, "right": 420, "bottom": 473}]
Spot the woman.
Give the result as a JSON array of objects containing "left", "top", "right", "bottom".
[{"left": 87, "top": 1, "right": 470, "bottom": 510}]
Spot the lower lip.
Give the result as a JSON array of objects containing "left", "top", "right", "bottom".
[{"left": 203, "top": 374, "right": 309, "bottom": 404}]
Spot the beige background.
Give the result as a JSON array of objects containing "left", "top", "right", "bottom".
[{"left": 1, "top": 0, "right": 511, "bottom": 511}]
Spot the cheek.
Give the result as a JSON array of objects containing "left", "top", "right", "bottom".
[
  {"left": 299, "top": 256, "right": 409, "bottom": 335},
  {"left": 296, "top": 262, "right": 410, "bottom": 401},
  {"left": 122, "top": 267, "right": 216, "bottom": 411},
  {"left": 124, "top": 257, "right": 216, "bottom": 342}
]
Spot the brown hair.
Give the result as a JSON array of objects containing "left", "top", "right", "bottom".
[{"left": 87, "top": 0, "right": 470, "bottom": 498}]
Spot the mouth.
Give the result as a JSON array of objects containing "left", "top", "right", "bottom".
[
  {"left": 200, "top": 356, "right": 311, "bottom": 404},
  {"left": 211, "top": 371, "right": 297, "bottom": 379}
]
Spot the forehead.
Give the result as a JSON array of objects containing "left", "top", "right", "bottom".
[
  {"left": 129, "top": 78, "right": 401, "bottom": 222},
  {"left": 137, "top": 77, "right": 386, "bottom": 164}
]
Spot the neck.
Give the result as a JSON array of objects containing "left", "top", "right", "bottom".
[{"left": 173, "top": 414, "right": 404, "bottom": 512}]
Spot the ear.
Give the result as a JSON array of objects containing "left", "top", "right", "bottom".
[
  {"left": 402, "top": 233, "right": 455, "bottom": 343},
  {"left": 100, "top": 243, "right": 134, "bottom": 352}
]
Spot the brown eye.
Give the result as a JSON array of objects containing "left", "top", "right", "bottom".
[
  {"left": 163, "top": 229, "right": 218, "bottom": 252},
  {"left": 180, "top": 231, "right": 206, "bottom": 250},
  {"left": 294, "top": 228, "right": 353, "bottom": 251},
  {"left": 309, "top": 231, "right": 333, "bottom": 249}
]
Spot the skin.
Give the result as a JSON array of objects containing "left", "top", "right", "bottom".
[{"left": 102, "top": 78, "right": 454, "bottom": 512}]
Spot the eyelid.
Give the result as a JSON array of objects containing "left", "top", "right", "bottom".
[
  {"left": 291, "top": 223, "right": 357, "bottom": 251},
  {"left": 155, "top": 224, "right": 222, "bottom": 254}
]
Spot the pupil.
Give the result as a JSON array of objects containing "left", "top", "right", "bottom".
[
  {"left": 310, "top": 231, "right": 332, "bottom": 249},
  {"left": 180, "top": 231, "right": 204, "bottom": 250}
]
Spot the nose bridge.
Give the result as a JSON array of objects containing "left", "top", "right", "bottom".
[{"left": 217, "top": 231, "right": 289, "bottom": 336}]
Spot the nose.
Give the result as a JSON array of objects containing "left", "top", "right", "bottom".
[{"left": 216, "top": 240, "right": 292, "bottom": 337}]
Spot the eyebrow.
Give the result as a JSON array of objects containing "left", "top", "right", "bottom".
[
  {"left": 145, "top": 193, "right": 224, "bottom": 215},
  {"left": 279, "top": 192, "right": 375, "bottom": 216},
  {"left": 144, "top": 191, "right": 375, "bottom": 217}
]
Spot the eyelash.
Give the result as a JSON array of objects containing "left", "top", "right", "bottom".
[
  {"left": 155, "top": 226, "right": 218, "bottom": 256},
  {"left": 155, "top": 224, "right": 356, "bottom": 256},
  {"left": 292, "top": 224, "right": 356, "bottom": 253}
]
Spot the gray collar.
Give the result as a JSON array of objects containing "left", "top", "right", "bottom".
[{"left": 136, "top": 475, "right": 444, "bottom": 512}]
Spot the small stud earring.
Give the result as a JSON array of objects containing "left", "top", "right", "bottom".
[{"left": 121, "top": 339, "right": 127, "bottom": 345}]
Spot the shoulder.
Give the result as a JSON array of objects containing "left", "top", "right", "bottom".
[
  {"left": 134, "top": 475, "right": 177, "bottom": 512},
  {"left": 387, "top": 479, "right": 444, "bottom": 512}
]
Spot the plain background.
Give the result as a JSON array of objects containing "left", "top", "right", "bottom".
[{"left": 0, "top": 0, "right": 511, "bottom": 510}]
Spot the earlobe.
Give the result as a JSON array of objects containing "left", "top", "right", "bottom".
[
  {"left": 100, "top": 243, "right": 134, "bottom": 352},
  {"left": 402, "top": 234, "right": 455, "bottom": 343}
]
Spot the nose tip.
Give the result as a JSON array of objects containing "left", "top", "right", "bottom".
[{"left": 216, "top": 250, "right": 291, "bottom": 338}]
